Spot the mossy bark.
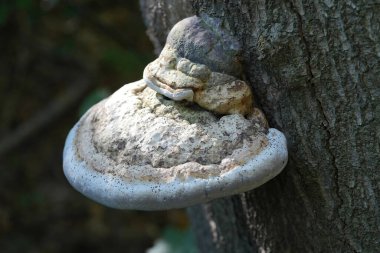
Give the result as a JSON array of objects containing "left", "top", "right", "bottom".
[{"left": 140, "top": 0, "right": 380, "bottom": 252}]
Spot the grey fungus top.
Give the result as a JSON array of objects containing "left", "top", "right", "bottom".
[{"left": 62, "top": 15, "right": 288, "bottom": 210}]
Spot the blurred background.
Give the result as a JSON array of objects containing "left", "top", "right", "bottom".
[{"left": 0, "top": 0, "right": 197, "bottom": 252}]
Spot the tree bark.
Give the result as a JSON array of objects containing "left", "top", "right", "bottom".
[{"left": 140, "top": 0, "right": 380, "bottom": 252}]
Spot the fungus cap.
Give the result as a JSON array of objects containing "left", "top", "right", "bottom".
[{"left": 63, "top": 80, "right": 287, "bottom": 210}]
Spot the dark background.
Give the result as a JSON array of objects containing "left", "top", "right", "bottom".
[{"left": 0, "top": 1, "right": 194, "bottom": 252}]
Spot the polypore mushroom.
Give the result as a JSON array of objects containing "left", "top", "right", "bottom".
[{"left": 63, "top": 15, "right": 288, "bottom": 210}]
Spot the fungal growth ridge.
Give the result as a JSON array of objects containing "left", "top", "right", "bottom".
[
  {"left": 143, "top": 15, "right": 252, "bottom": 116},
  {"left": 63, "top": 15, "right": 288, "bottom": 210}
]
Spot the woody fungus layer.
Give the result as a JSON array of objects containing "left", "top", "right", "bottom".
[{"left": 63, "top": 15, "right": 288, "bottom": 210}]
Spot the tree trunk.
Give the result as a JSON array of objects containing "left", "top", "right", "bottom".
[{"left": 140, "top": 0, "right": 380, "bottom": 252}]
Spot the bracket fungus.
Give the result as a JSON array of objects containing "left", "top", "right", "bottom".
[{"left": 63, "top": 15, "right": 288, "bottom": 210}]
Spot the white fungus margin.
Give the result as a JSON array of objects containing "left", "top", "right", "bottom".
[{"left": 63, "top": 108, "right": 287, "bottom": 210}]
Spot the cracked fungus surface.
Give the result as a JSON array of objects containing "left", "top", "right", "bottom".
[{"left": 74, "top": 80, "right": 268, "bottom": 182}]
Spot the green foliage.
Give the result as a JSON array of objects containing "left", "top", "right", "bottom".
[
  {"left": 79, "top": 88, "right": 110, "bottom": 116},
  {"left": 16, "top": 0, "right": 33, "bottom": 9},
  {"left": 101, "top": 47, "right": 149, "bottom": 79},
  {"left": 0, "top": 0, "right": 35, "bottom": 25},
  {"left": 0, "top": 3, "right": 10, "bottom": 24},
  {"left": 148, "top": 226, "right": 198, "bottom": 253}
]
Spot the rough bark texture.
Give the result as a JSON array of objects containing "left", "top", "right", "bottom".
[
  {"left": 139, "top": 0, "right": 193, "bottom": 55},
  {"left": 140, "top": 0, "right": 380, "bottom": 252}
]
